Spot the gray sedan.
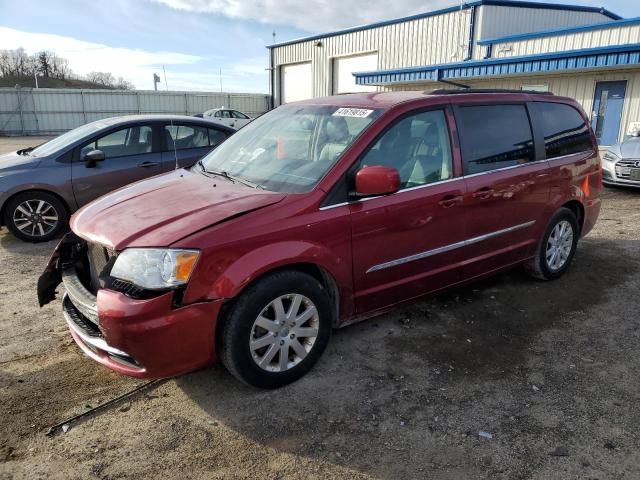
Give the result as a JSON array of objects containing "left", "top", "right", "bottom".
[
  {"left": 602, "top": 130, "right": 640, "bottom": 188},
  {"left": 0, "top": 115, "right": 235, "bottom": 242}
]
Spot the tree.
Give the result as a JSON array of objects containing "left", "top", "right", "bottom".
[
  {"left": 85, "top": 71, "right": 116, "bottom": 87},
  {"left": 114, "top": 77, "right": 135, "bottom": 90},
  {"left": 0, "top": 49, "right": 134, "bottom": 90},
  {"left": 38, "top": 51, "right": 52, "bottom": 77}
]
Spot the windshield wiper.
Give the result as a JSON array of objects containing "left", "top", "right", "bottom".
[
  {"left": 17, "top": 146, "right": 35, "bottom": 156},
  {"left": 197, "top": 161, "right": 264, "bottom": 189}
]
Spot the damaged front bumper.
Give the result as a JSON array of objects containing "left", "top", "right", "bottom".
[{"left": 38, "top": 233, "right": 222, "bottom": 378}]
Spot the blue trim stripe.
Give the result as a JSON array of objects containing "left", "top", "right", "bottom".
[
  {"left": 267, "top": 0, "right": 620, "bottom": 49},
  {"left": 478, "top": 16, "right": 640, "bottom": 46},
  {"left": 354, "top": 44, "right": 640, "bottom": 85}
]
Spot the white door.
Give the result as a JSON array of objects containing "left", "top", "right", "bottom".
[
  {"left": 281, "top": 62, "right": 312, "bottom": 104},
  {"left": 333, "top": 53, "right": 378, "bottom": 94}
]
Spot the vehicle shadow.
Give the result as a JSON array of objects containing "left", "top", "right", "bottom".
[{"left": 176, "top": 237, "right": 640, "bottom": 478}]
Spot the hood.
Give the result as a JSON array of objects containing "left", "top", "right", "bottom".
[
  {"left": 71, "top": 169, "right": 286, "bottom": 250},
  {"left": 0, "top": 152, "right": 40, "bottom": 173},
  {"left": 620, "top": 137, "right": 640, "bottom": 158}
]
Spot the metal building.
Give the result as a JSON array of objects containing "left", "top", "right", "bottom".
[{"left": 268, "top": 0, "right": 640, "bottom": 148}]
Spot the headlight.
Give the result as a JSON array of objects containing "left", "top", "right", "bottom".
[
  {"left": 110, "top": 248, "right": 200, "bottom": 290},
  {"left": 602, "top": 152, "right": 619, "bottom": 163}
]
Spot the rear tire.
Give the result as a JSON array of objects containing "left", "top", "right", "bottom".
[
  {"left": 525, "top": 207, "right": 579, "bottom": 280},
  {"left": 218, "top": 270, "right": 333, "bottom": 389},
  {"left": 3, "top": 191, "right": 68, "bottom": 243}
]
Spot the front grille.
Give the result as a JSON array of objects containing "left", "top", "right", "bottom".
[
  {"left": 615, "top": 159, "right": 640, "bottom": 181},
  {"left": 87, "top": 243, "right": 117, "bottom": 292}
]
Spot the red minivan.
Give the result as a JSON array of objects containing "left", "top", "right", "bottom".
[{"left": 38, "top": 90, "right": 602, "bottom": 388}]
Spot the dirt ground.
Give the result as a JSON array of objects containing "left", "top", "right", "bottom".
[{"left": 1, "top": 136, "right": 640, "bottom": 479}]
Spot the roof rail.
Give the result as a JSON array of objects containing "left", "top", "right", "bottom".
[{"left": 427, "top": 88, "right": 554, "bottom": 95}]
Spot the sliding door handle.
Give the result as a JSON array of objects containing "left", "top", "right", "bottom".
[{"left": 471, "top": 188, "right": 494, "bottom": 199}]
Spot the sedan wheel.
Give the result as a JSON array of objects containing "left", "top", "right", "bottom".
[
  {"left": 4, "top": 192, "right": 68, "bottom": 243},
  {"left": 12, "top": 199, "right": 59, "bottom": 238}
]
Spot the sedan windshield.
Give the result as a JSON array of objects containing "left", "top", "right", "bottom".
[
  {"left": 30, "top": 120, "right": 112, "bottom": 157},
  {"left": 198, "top": 105, "right": 382, "bottom": 193}
]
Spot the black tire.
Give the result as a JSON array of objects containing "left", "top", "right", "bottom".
[
  {"left": 525, "top": 207, "right": 579, "bottom": 281},
  {"left": 3, "top": 191, "right": 68, "bottom": 243},
  {"left": 219, "top": 270, "right": 333, "bottom": 389}
]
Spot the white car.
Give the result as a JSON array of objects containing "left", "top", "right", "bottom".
[
  {"left": 203, "top": 108, "right": 252, "bottom": 129},
  {"left": 602, "top": 130, "right": 640, "bottom": 188}
]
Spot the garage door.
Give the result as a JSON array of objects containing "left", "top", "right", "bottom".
[
  {"left": 281, "top": 62, "right": 312, "bottom": 104},
  {"left": 333, "top": 53, "right": 378, "bottom": 94}
]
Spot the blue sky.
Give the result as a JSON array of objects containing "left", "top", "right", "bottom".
[{"left": 1, "top": 0, "right": 637, "bottom": 93}]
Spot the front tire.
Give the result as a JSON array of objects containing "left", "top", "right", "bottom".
[
  {"left": 219, "top": 271, "right": 333, "bottom": 388},
  {"left": 525, "top": 207, "right": 579, "bottom": 280},
  {"left": 3, "top": 191, "right": 68, "bottom": 243}
]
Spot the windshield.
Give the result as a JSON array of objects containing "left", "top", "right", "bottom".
[
  {"left": 198, "top": 104, "right": 382, "bottom": 193},
  {"left": 30, "top": 120, "right": 112, "bottom": 157}
]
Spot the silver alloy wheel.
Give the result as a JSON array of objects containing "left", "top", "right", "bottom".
[
  {"left": 545, "top": 220, "right": 574, "bottom": 271},
  {"left": 12, "top": 199, "right": 59, "bottom": 238},
  {"left": 249, "top": 293, "right": 320, "bottom": 373}
]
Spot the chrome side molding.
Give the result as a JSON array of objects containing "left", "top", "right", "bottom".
[{"left": 366, "top": 220, "right": 536, "bottom": 273}]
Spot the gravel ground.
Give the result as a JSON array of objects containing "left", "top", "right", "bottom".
[{"left": 1, "top": 137, "right": 640, "bottom": 479}]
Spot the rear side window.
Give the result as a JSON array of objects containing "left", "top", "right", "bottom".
[
  {"left": 532, "top": 102, "right": 593, "bottom": 158},
  {"left": 208, "top": 128, "right": 228, "bottom": 147},
  {"left": 164, "top": 125, "right": 209, "bottom": 151},
  {"left": 456, "top": 104, "right": 535, "bottom": 175}
]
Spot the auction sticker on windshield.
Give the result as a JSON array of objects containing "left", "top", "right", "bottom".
[{"left": 333, "top": 108, "right": 374, "bottom": 118}]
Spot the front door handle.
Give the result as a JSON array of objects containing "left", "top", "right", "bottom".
[
  {"left": 139, "top": 161, "right": 159, "bottom": 168},
  {"left": 471, "top": 187, "right": 494, "bottom": 199},
  {"left": 438, "top": 195, "right": 463, "bottom": 208}
]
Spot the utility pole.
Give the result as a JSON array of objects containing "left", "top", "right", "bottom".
[
  {"left": 219, "top": 67, "right": 223, "bottom": 92},
  {"left": 162, "top": 66, "right": 169, "bottom": 91},
  {"left": 153, "top": 73, "right": 160, "bottom": 91}
]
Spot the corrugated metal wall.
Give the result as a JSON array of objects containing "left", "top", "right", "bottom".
[
  {"left": 0, "top": 88, "right": 270, "bottom": 136},
  {"left": 482, "top": 23, "right": 640, "bottom": 59},
  {"left": 474, "top": 5, "right": 610, "bottom": 60},
  {"left": 388, "top": 69, "right": 640, "bottom": 145},
  {"left": 271, "top": 5, "right": 613, "bottom": 104},
  {"left": 272, "top": 8, "right": 472, "bottom": 104}
]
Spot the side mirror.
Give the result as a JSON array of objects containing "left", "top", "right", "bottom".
[
  {"left": 84, "top": 149, "right": 105, "bottom": 168},
  {"left": 354, "top": 165, "right": 400, "bottom": 197}
]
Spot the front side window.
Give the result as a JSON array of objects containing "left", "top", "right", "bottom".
[
  {"left": 81, "top": 125, "right": 153, "bottom": 159},
  {"left": 359, "top": 109, "right": 453, "bottom": 188},
  {"left": 31, "top": 120, "right": 111, "bottom": 157},
  {"left": 198, "top": 105, "right": 381, "bottom": 193},
  {"left": 456, "top": 104, "right": 535, "bottom": 175},
  {"left": 164, "top": 125, "right": 210, "bottom": 151},
  {"left": 232, "top": 111, "right": 249, "bottom": 119},
  {"left": 532, "top": 102, "right": 593, "bottom": 158}
]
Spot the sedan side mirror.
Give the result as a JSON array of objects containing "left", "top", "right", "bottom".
[
  {"left": 84, "top": 149, "right": 105, "bottom": 168},
  {"left": 353, "top": 165, "right": 400, "bottom": 197}
]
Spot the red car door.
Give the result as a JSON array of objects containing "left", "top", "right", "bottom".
[
  {"left": 349, "top": 108, "right": 468, "bottom": 313},
  {"left": 452, "top": 102, "right": 551, "bottom": 279}
]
